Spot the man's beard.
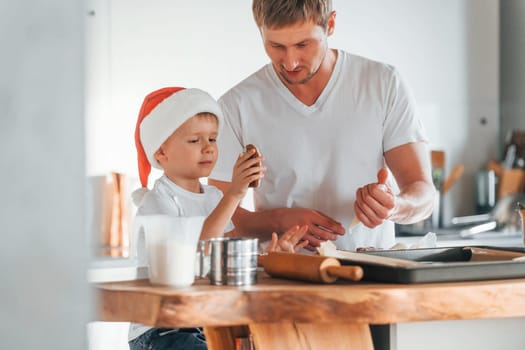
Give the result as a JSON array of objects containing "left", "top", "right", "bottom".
[{"left": 279, "top": 65, "right": 320, "bottom": 85}]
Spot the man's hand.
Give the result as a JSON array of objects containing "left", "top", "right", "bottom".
[
  {"left": 208, "top": 180, "right": 346, "bottom": 251},
  {"left": 354, "top": 167, "right": 396, "bottom": 228},
  {"left": 274, "top": 208, "right": 345, "bottom": 251}
]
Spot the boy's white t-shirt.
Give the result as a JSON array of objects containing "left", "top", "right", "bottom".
[
  {"left": 211, "top": 50, "right": 427, "bottom": 251},
  {"left": 128, "top": 175, "right": 233, "bottom": 341}
]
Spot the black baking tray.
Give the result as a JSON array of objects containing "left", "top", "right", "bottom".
[{"left": 338, "top": 246, "right": 525, "bottom": 284}]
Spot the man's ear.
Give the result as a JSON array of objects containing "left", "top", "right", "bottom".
[{"left": 327, "top": 11, "right": 336, "bottom": 36}]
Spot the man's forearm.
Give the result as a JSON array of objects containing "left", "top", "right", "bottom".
[
  {"left": 231, "top": 206, "right": 282, "bottom": 239},
  {"left": 389, "top": 181, "right": 436, "bottom": 224}
]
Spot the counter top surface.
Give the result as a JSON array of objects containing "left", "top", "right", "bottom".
[{"left": 97, "top": 272, "right": 525, "bottom": 328}]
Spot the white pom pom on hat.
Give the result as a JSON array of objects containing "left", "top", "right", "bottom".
[{"left": 134, "top": 87, "right": 223, "bottom": 188}]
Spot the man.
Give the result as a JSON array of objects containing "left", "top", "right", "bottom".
[{"left": 209, "top": 0, "right": 435, "bottom": 251}]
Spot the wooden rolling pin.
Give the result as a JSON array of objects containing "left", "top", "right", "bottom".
[{"left": 258, "top": 252, "right": 364, "bottom": 283}]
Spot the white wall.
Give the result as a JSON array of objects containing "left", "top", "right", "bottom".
[
  {"left": 501, "top": 0, "right": 525, "bottom": 137},
  {"left": 396, "top": 317, "right": 525, "bottom": 350},
  {"left": 0, "top": 0, "right": 90, "bottom": 349},
  {"left": 85, "top": 0, "right": 499, "bottom": 222}
]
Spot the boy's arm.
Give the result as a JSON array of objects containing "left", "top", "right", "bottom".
[
  {"left": 207, "top": 179, "right": 277, "bottom": 239},
  {"left": 202, "top": 150, "right": 264, "bottom": 240},
  {"left": 200, "top": 191, "right": 243, "bottom": 240}
]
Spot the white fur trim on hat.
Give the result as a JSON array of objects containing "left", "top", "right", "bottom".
[{"left": 140, "top": 88, "right": 223, "bottom": 169}]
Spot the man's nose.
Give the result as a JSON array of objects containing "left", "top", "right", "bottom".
[{"left": 282, "top": 49, "right": 299, "bottom": 71}]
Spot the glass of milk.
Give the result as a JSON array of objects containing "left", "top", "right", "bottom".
[{"left": 141, "top": 215, "right": 205, "bottom": 287}]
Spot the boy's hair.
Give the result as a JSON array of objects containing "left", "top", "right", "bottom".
[
  {"left": 194, "top": 112, "right": 219, "bottom": 123},
  {"left": 252, "top": 0, "right": 332, "bottom": 29}
]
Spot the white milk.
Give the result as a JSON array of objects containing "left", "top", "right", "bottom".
[
  {"left": 140, "top": 215, "right": 205, "bottom": 287},
  {"left": 148, "top": 239, "right": 196, "bottom": 287}
]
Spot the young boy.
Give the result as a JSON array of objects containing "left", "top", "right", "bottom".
[{"left": 129, "top": 87, "right": 308, "bottom": 350}]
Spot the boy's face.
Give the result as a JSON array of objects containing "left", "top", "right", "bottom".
[
  {"left": 155, "top": 114, "right": 219, "bottom": 185},
  {"left": 260, "top": 15, "right": 335, "bottom": 86}
]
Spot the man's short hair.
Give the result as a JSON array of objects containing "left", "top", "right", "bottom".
[{"left": 252, "top": 0, "right": 332, "bottom": 29}]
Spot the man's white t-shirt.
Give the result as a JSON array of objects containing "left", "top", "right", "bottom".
[
  {"left": 211, "top": 50, "right": 427, "bottom": 251},
  {"left": 128, "top": 175, "right": 233, "bottom": 341}
]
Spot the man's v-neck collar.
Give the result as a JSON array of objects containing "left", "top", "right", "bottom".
[{"left": 267, "top": 49, "right": 343, "bottom": 116}]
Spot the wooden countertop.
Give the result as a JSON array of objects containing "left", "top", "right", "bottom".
[
  {"left": 97, "top": 272, "right": 525, "bottom": 331},
  {"left": 98, "top": 273, "right": 525, "bottom": 327}
]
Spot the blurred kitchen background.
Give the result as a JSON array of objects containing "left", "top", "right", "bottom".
[{"left": 2, "top": 0, "right": 525, "bottom": 349}]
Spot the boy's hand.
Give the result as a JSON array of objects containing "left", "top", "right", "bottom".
[
  {"left": 226, "top": 148, "right": 266, "bottom": 199},
  {"left": 245, "top": 144, "right": 261, "bottom": 188},
  {"left": 265, "top": 225, "right": 309, "bottom": 253}
]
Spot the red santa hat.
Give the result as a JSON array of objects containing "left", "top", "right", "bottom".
[{"left": 134, "top": 87, "right": 223, "bottom": 188}]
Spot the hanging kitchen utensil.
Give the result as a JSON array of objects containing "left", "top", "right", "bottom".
[
  {"left": 518, "top": 202, "right": 525, "bottom": 245},
  {"left": 431, "top": 151, "right": 445, "bottom": 228},
  {"left": 442, "top": 164, "right": 465, "bottom": 194}
]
